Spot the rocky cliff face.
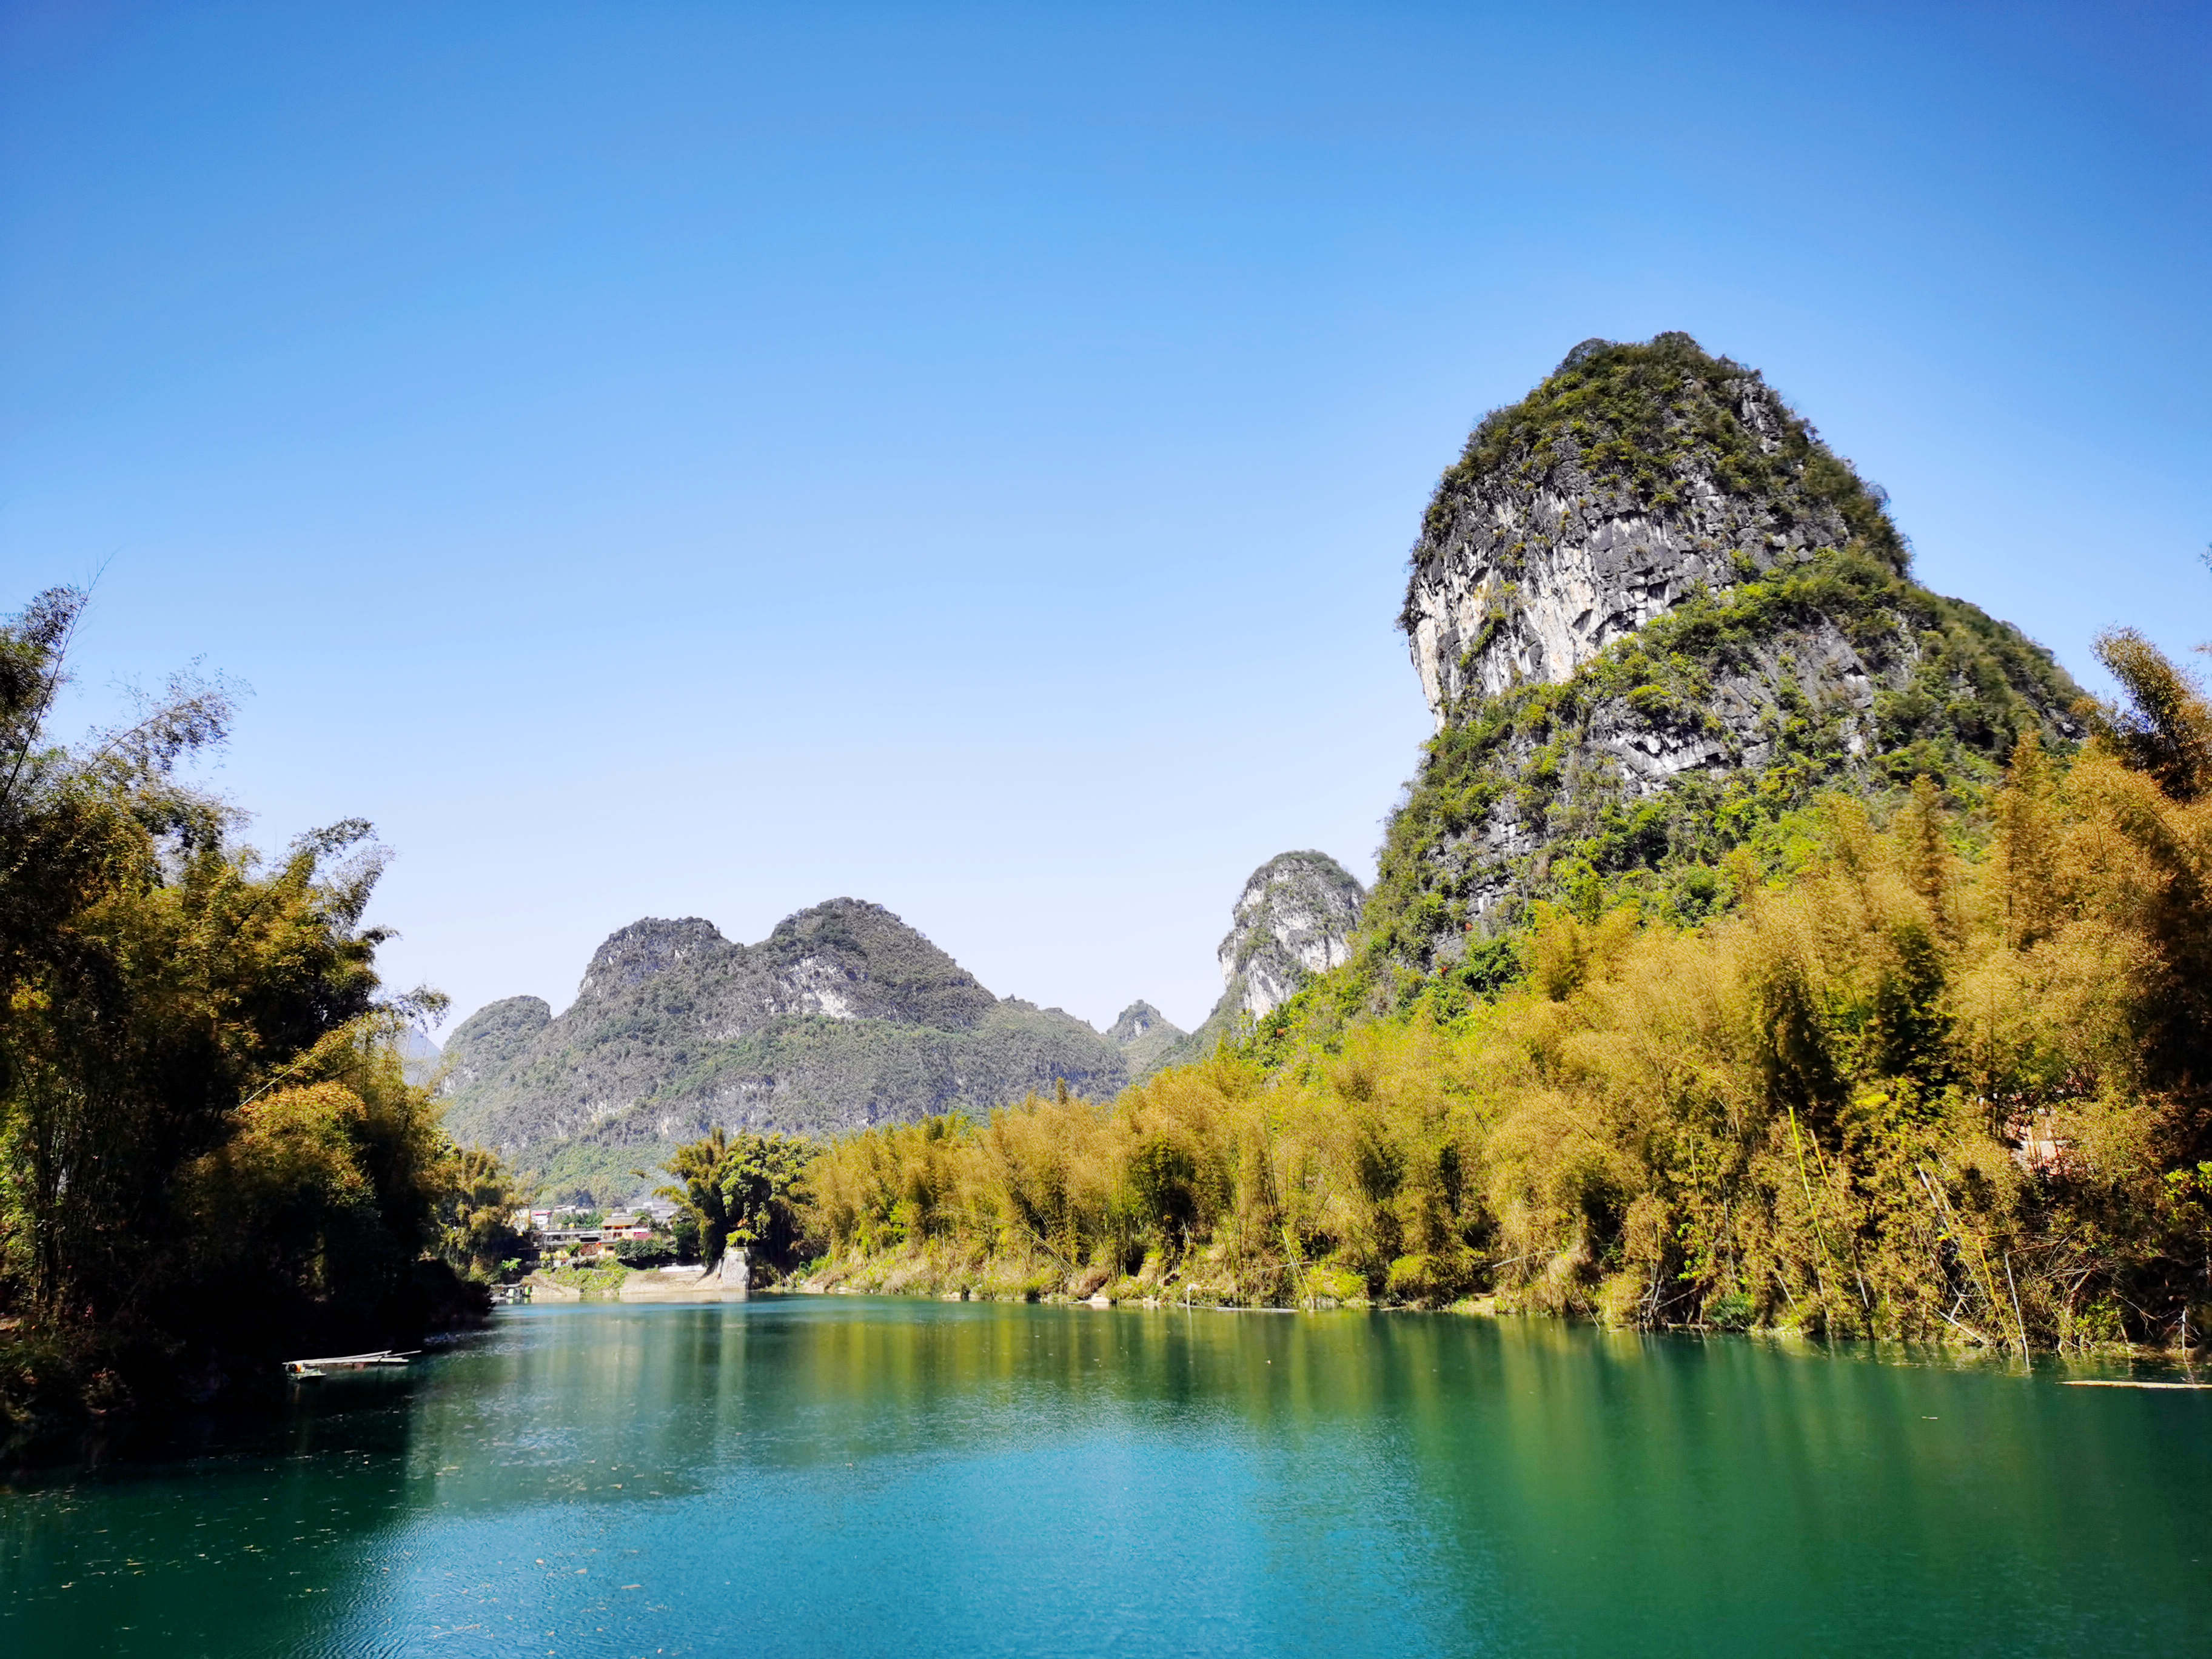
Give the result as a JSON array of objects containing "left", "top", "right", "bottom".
[
  {"left": 1161, "top": 851, "right": 1367, "bottom": 1062},
  {"left": 577, "top": 916, "right": 728, "bottom": 1002},
  {"left": 1366, "top": 333, "right": 2083, "bottom": 971},
  {"left": 1402, "top": 333, "right": 1900, "bottom": 723},
  {"left": 1218, "top": 852, "right": 1367, "bottom": 1020},
  {"left": 440, "top": 898, "right": 1128, "bottom": 1199}
]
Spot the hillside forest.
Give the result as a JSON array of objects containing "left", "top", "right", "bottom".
[{"left": 789, "top": 626, "right": 2212, "bottom": 1353}]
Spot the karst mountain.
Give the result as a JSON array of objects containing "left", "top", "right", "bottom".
[
  {"left": 1364, "top": 330, "right": 2081, "bottom": 974},
  {"left": 438, "top": 856, "right": 1373, "bottom": 1202},
  {"left": 440, "top": 330, "right": 2083, "bottom": 1199},
  {"left": 439, "top": 900, "right": 1141, "bottom": 1199}
]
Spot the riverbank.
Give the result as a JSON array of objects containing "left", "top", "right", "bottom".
[
  {"left": 789, "top": 1244, "right": 2210, "bottom": 1358},
  {"left": 793, "top": 1242, "right": 1508, "bottom": 1315},
  {"left": 0, "top": 1263, "right": 492, "bottom": 1468},
  {"left": 526, "top": 1264, "right": 756, "bottom": 1303}
]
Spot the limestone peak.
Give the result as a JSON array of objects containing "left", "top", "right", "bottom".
[
  {"left": 1216, "top": 851, "right": 1366, "bottom": 1022},
  {"left": 1401, "top": 332, "right": 1905, "bottom": 726},
  {"left": 578, "top": 917, "right": 729, "bottom": 1003},
  {"left": 1366, "top": 333, "right": 2082, "bottom": 971}
]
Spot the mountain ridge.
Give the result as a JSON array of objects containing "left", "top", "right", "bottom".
[{"left": 440, "top": 898, "right": 1143, "bottom": 1200}]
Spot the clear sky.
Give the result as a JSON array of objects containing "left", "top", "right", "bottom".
[{"left": 4, "top": 1, "right": 2207, "bottom": 1036}]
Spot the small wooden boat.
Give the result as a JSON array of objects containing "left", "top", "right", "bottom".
[{"left": 283, "top": 1349, "right": 421, "bottom": 1375}]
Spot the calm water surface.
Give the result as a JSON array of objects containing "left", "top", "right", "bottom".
[{"left": 2, "top": 1298, "right": 2207, "bottom": 1657}]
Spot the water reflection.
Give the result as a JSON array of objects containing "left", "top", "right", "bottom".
[{"left": 3, "top": 1301, "right": 2208, "bottom": 1657}]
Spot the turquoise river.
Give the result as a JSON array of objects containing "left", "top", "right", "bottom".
[{"left": 2, "top": 1298, "right": 2208, "bottom": 1656}]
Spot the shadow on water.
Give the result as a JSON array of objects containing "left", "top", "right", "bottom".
[
  {"left": 1, "top": 1361, "right": 444, "bottom": 1655},
  {"left": 3, "top": 1300, "right": 2209, "bottom": 1657}
]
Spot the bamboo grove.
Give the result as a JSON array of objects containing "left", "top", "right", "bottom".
[
  {"left": 0, "top": 588, "right": 522, "bottom": 1438},
  {"left": 800, "top": 630, "right": 2212, "bottom": 1350}
]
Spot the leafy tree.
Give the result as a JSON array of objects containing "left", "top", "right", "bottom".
[
  {"left": 649, "top": 1127, "right": 813, "bottom": 1270},
  {"left": 0, "top": 584, "right": 512, "bottom": 1433},
  {"left": 438, "top": 1144, "right": 526, "bottom": 1281},
  {"left": 720, "top": 1131, "right": 812, "bottom": 1266},
  {"left": 2083, "top": 627, "right": 2212, "bottom": 802},
  {"left": 612, "top": 1235, "right": 673, "bottom": 1267},
  {"left": 649, "top": 1128, "right": 737, "bottom": 1266}
]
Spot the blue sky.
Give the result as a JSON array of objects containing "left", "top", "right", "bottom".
[{"left": 3, "top": 1, "right": 2207, "bottom": 1034}]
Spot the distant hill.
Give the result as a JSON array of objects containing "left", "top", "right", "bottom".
[
  {"left": 397, "top": 1025, "right": 442, "bottom": 1088},
  {"left": 1104, "top": 1000, "right": 1187, "bottom": 1079},
  {"left": 1146, "top": 851, "right": 1367, "bottom": 1072},
  {"left": 439, "top": 899, "right": 1148, "bottom": 1202}
]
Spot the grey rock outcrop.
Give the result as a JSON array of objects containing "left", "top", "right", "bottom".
[
  {"left": 1367, "top": 333, "right": 2085, "bottom": 970},
  {"left": 715, "top": 1245, "right": 751, "bottom": 1293},
  {"left": 1159, "top": 852, "right": 1367, "bottom": 1065},
  {"left": 1403, "top": 333, "right": 1885, "bottom": 726},
  {"left": 577, "top": 917, "right": 728, "bottom": 1002},
  {"left": 1217, "top": 852, "right": 1366, "bottom": 1021}
]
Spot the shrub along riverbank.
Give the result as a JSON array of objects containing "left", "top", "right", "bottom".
[{"left": 794, "top": 631, "right": 2212, "bottom": 1352}]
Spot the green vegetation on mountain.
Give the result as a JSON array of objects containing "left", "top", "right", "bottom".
[
  {"left": 799, "top": 639, "right": 2212, "bottom": 1347},
  {"left": 1367, "top": 546, "right": 2083, "bottom": 985},
  {"left": 1376, "top": 333, "right": 2080, "bottom": 990},
  {"left": 0, "top": 587, "right": 518, "bottom": 1450},
  {"left": 1411, "top": 332, "right": 1908, "bottom": 585},
  {"left": 1104, "top": 1000, "right": 1187, "bottom": 1079},
  {"left": 798, "top": 340, "right": 2210, "bottom": 1352},
  {"left": 441, "top": 902, "right": 1144, "bottom": 1205}
]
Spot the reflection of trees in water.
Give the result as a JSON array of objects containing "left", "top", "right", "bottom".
[
  {"left": 1, "top": 1374, "right": 421, "bottom": 1649},
  {"left": 1393, "top": 1322, "right": 2212, "bottom": 1652},
  {"left": 12, "top": 1305, "right": 2211, "bottom": 1655},
  {"left": 400, "top": 1309, "right": 748, "bottom": 1508},
  {"left": 750, "top": 1299, "right": 1466, "bottom": 1460},
  {"left": 398, "top": 1301, "right": 1478, "bottom": 1489}
]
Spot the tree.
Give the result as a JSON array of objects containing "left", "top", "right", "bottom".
[
  {"left": 0, "top": 583, "right": 506, "bottom": 1429},
  {"left": 2083, "top": 627, "right": 2212, "bottom": 802},
  {"left": 649, "top": 1128, "right": 736, "bottom": 1266},
  {"left": 648, "top": 1127, "right": 813, "bottom": 1270},
  {"left": 612, "top": 1235, "right": 672, "bottom": 1268},
  {"left": 438, "top": 1144, "right": 526, "bottom": 1281},
  {"left": 721, "top": 1132, "right": 812, "bottom": 1267}
]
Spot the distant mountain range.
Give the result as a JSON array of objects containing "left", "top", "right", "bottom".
[
  {"left": 439, "top": 899, "right": 1170, "bottom": 1201},
  {"left": 437, "top": 853, "right": 1372, "bottom": 1202}
]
